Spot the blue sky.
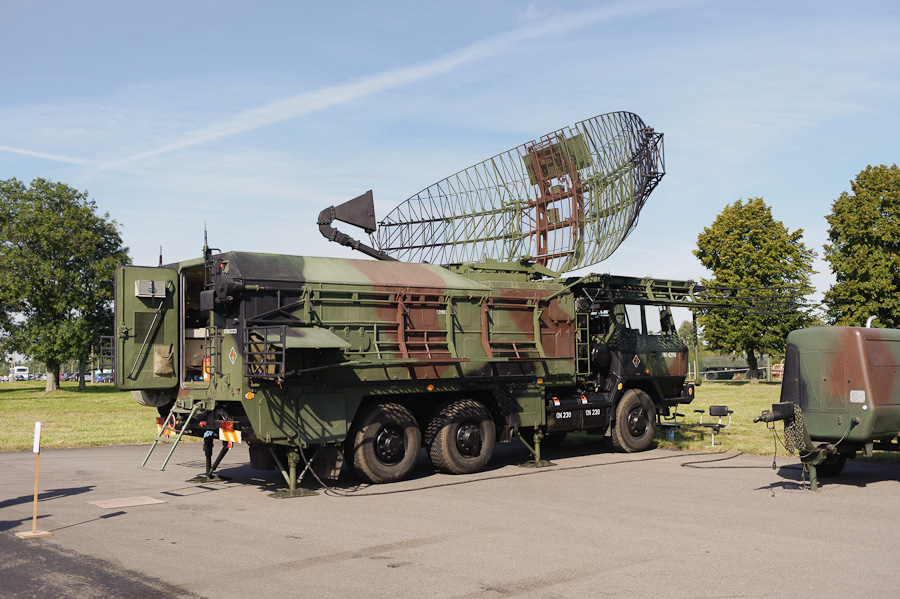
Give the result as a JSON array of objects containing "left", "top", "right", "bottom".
[{"left": 2, "top": 0, "right": 898, "bottom": 310}]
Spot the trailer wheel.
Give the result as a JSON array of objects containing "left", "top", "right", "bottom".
[
  {"left": 816, "top": 453, "right": 848, "bottom": 477},
  {"left": 347, "top": 402, "right": 421, "bottom": 484},
  {"left": 428, "top": 399, "right": 495, "bottom": 475},
  {"left": 610, "top": 389, "right": 656, "bottom": 453}
]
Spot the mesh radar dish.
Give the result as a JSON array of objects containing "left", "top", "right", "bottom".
[{"left": 319, "top": 111, "right": 664, "bottom": 273}]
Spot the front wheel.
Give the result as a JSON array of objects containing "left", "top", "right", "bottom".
[
  {"left": 346, "top": 402, "right": 422, "bottom": 484},
  {"left": 427, "top": 399, "right": 496, "bottom": 475},
  {"left": 610, "top": 389, "right": 656, "bottom": 453}
]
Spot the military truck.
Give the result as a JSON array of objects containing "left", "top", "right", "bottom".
[
  {"left": 115, "top": 113, "right": 791, "bottom": 495},
  {"left": 700, "top": 355, "right": 768, "bottom": 380},
  {"left": 117, "top": 251, "right": 702, "bottom": 491},
  {"left": 755, "top": 325, "right": 900, "bottom": 489},
  {"left": 117, "top": 243, "right": 795, "bottom": 494}
]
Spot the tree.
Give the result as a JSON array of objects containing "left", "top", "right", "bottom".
[
  {"left": 694, "top": 198, "right": 816, "bottom": 383},
  {"left": 677, "top": 319, "right": 702, "bottom": 349},
  {"left": 823, "top": 164, "right": 900, "bottom": 327},
  {"left": 0, "top": 178, "right": 130, "bottom": 392}
]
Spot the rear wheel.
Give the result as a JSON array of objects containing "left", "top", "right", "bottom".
[
  {"left": 347, "top": 402, "right": 421, "bottom": 484},
  {"left": 428, "top": 399, "right": 496, "bottom": 475},
  {"left": 610, "top": 389, "right": 656, "bottom": 453}
]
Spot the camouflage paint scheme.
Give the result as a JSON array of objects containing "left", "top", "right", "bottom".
[
  {"left": 115, "top": 252, "right": 696, "bottom": 487},
  {"left": 780, "top": 326, "right": 900, "bottom": 445},
  {"left": 755, "top": 325, "right": 900, "bottom": 489}
]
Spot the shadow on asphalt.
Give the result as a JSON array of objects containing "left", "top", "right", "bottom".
[
  {"left": 752, "top": 459, "right": 900, "bottom": 492},
  {"left": 0, "top": 485, "right": 94, "bottom": 511},
  {"left": 160, "top": 437, "right": 654, "bottom": 499}
]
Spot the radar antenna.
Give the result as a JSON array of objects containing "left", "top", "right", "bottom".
[{"left": 321, "top": 111, "right": 664, "bottom": 273}]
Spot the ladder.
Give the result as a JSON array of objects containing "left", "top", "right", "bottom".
[
  {"left": 575, "top": 312, "right": 590, "bottom": 376},
  {"left": 98, "top": 336, "right": 115, "bottom": 373},
  {"left": 141, "top": 402, "right": 202, "bottom": 471}
]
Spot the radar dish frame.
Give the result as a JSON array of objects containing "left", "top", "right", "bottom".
[{"left": 371, "top": 111, "right": 664, "bottom": 273}]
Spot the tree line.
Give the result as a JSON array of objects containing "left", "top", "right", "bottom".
[{"left": 694, "top": 164, "right": 899, "bottom": 382}]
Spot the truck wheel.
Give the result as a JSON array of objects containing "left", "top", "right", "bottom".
[
  {"left": 610, "top": 389, "right": 656, "bottom": 453},
  {"left": 816, "top": 453, "right": 848, "bottom": 477},
  {"left": 347, "top": 402, "right": 421, "bottom": 484},
  {"left": 428, "top": 399, "right": 496, "bottom": 475}
]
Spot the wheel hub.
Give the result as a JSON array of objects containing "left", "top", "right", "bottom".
[
  {"left": 456, "top": 423, "right": 482, "bottom": 457},
  {"left": 375, "top": 427, "right": 405, "bottom": 464},
  {"left": 627, "top": 407, "right": 648, "bottom": 437}
]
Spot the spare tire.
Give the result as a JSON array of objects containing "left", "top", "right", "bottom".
[{"left": 131, "top": 389, "right": 177, "bottom": 408}]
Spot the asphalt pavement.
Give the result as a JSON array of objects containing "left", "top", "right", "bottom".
[{"left": 2, "top": 439, "right": 899, "bottom": 598}]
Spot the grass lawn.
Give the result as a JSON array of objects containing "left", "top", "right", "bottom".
[
  {"left": 654, "top": 380, "right": 784, "bottom": 454},
  {"left": 0, "top": 381, "right": 164, "bottom": 451}
]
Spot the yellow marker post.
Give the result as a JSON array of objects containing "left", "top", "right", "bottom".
[{"left": 16, "top": 422, "right": 53, "bottom": 540}]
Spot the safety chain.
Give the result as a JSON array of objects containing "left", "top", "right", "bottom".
[{"left": 783, "top": 403, "right": 806, "bottom": 454}]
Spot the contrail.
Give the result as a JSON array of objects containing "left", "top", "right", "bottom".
[
  {"left": 0, "top": 145, "right": 97, "bottom": 166},
  {"left": 100, "top": 0, "right": 677, "bottom": 170},
  {"left": 1, "top": 0, "right": 691, "bottom": 171}
]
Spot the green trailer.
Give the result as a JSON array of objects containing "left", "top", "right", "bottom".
[{"left": 756, "top": 325, "right": 900, "bottom": 489}]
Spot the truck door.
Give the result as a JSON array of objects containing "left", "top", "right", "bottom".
[{"left": 114, "top": 266, "right": 180, "bottom": 390}]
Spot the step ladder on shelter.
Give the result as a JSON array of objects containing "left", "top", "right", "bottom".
[{"left": 141, "top": 403, "right": 202, "bottom": 471}]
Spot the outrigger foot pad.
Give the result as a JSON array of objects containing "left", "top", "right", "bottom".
[
  {"left": 518, "top": 459, "right": 556, "bottom": 469},
  {"left": 187, "top": 474, "right": 230, "bottom": 483},
  {"left": 269, "top": 488, "right": 319, "bottom": 499}
]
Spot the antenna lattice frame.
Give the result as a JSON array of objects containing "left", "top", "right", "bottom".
[{"left": 372, "top": 111, "right": 664, "bottom": 273}]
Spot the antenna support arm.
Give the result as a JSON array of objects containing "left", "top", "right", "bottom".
[{"left": 317, "top": 191, "right": 397, "bottom": 261}]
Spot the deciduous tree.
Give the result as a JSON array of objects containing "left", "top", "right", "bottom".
[
  {"left": 823, "top": 164, "right": 900, "bottom": 327},
  {"left": 0, "top": 178, "right": 130, "bottom": 391},
  {"left": 694, "top": 198, "right": 816, "bottom": 383},
  {"left": 677, "top": 320, "right": 699, "bottom": 348}
]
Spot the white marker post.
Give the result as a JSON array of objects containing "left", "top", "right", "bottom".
[{"left": 16, "top": 422, "right": 53, "bottom": 540}]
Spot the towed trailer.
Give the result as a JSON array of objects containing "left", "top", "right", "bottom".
[{"left": 755, "top": 325, "right": 900, "bottom": 489}]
